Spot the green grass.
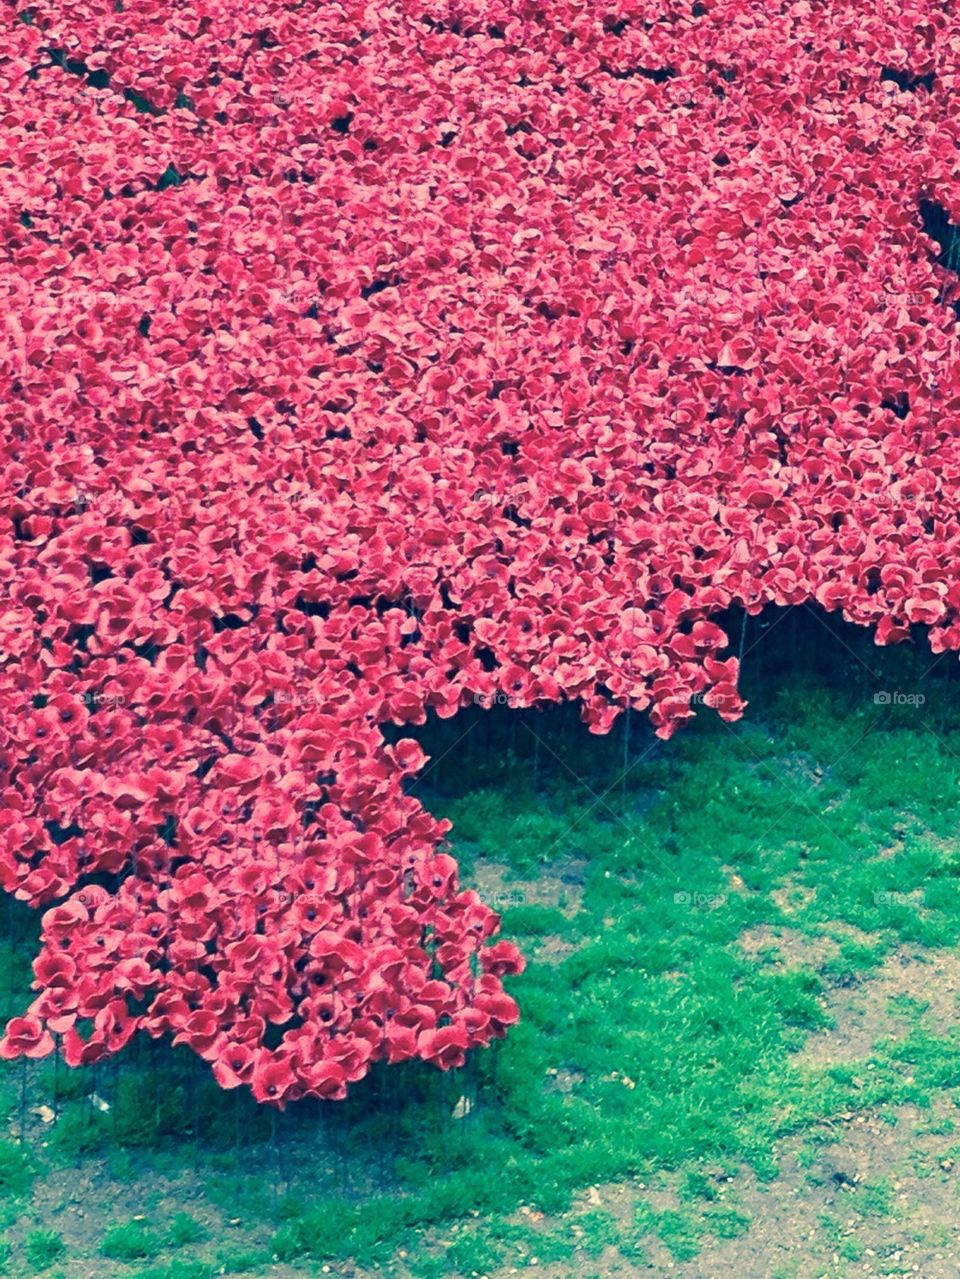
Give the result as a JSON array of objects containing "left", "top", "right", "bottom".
[
  {"left": 164, "top": 1215, "right": 207, "bottom": 1249},
  {"left": 1, "top": 614, "right": 960, "bottom": 1274},
  {"left": 853, "top": 1179, "right": 897, "bottom": 1218},
  {"left": 134, "top": 1262, "right": 218, "bottom": 1279},
  {"left": 101, "top": 1220, "right": 163, "bottom": 1263},
  {"left": 23, "top": 1230, "right": 65, "bottom": 1271},
  {"left": 0, "top": 1144, "right": 32, "bottom": 1201}
]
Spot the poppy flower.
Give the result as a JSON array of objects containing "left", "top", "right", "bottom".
[
  {"left": 62, "top": 1025, "right": 108, "bottom": 1068},
  {"left": 212, "top": 1042, "right": 255, "bottom": 1090},
  {"left": 309, "top": 931, "right": 364, "bottom": 974},
  {"left": 30, "top": 984, "right": 78, "bottom": 1034},
  {"left": 6, "top": 0, "right": 960, "bottom": 1104},
  {"left": 304, "top": 1061, "right": 349, "bottom": 1100},
  {"left": 325, "top": 1036, "right": 374, "bottom": 1083},
  {"left": 172, "top": 1010, "right": 223, "bottom": 1060},
  {"left": 474, "top": 990, "right": 521, "bottom": 1038},
  {"left": 114, "top": 958, "right": 156, "bottom": 1000},
  {"left": 0, "top": 1016, "right": 54, "bottom": 1060},
  {"left": 251, "top": 1054, "right": 298, "bottom": 1107},
  {"left": 384, "top": 1021, "right": 418, "bottom": 1064},
  {"left": 95, "top": 1000, "right": 138, "bottom": 1053},
  {"left": 417, "top": 1025, "right": 470, "bottom": 1071},
  {"left": 479, "top": 941, "right": 525, "bottom": 977}
]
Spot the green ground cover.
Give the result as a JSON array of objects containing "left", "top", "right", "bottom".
[{"left": 0, "top": 611, "right": 959, "bottom": 1276}]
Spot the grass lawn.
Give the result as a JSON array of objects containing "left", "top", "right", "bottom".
[{"left": 2, "top": 610, "right": 960, "bottom": 1277}]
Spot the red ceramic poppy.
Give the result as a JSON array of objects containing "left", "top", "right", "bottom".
[
  {"left": 1, "top": 0, "right": 956, "bottom": 1103},
  {"left": 0, "top": 1016, "right": 54, "bottom": 1061}
]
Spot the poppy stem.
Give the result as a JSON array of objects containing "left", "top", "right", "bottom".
[
  {"left": 270, "top": 1104, "right": 278, "bottom": 1209},
  {"left": 112, "top": 1051, "right": 119, "bottom": 1144},
  {"left": 316, "top": 1096, "right": 326, "bottom": 1183},
  {"left": 460, "top": 1061, "right": 468, "bottom": 1140},
  {"left": 389, "top": 1070, "right": 399, "bottom": 1175},
  {"left": 438, "top": 1068, "right": 447, "bottom": 1172},
  {"left": 790, "top": 604, "right": 797, "bottom": 667},
  {"left": 6, "top": 893, "right": 14, "bottom": 1020},
  {"left": 622, "top": 706, "right": 631, "bottom": 811},
  {"left": 738, "top": 605, "right": 748, "bottom": 668},
  {"left": 152, "top": 1037, "right": 160, "bottom": 1135},
  {"left": 331, "top": 1093, "right": 341, "bottom": 1181},
  {"left": 233, "top": 1087, "right": 241, "bottom": 1210},
  {"left": 193, "top": 1053, "right": 199, "bottom": 1166},
  {"left": 377, "top": 1067, "right": 386, "bottom": 1185},
  {"left": 276, "top": 1104, "right": 286, "bottom": 1197},
  {"left": 19, "top": 1055, "right": 26, "bottom": 1146}
]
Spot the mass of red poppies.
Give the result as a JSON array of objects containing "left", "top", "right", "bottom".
[{"left": 1, "top": 0, "right": 958, "bottom": 1103}]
